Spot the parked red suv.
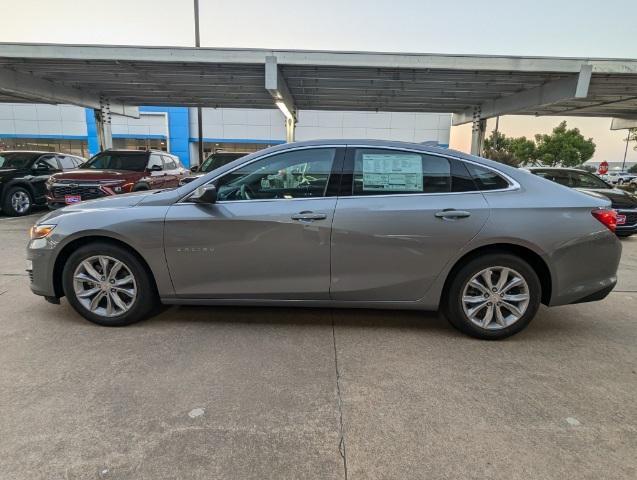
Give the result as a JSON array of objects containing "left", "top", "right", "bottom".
[{"left": 46, "top": 149, "right": 188, "bottom": 208}]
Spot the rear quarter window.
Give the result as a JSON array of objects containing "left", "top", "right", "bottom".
[{"left": 465, "top": 163, "right": 511, "bottom": 191}]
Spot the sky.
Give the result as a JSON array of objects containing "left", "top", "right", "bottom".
[{"left": 1, "top": 0, "right": 636, "bottom": 163}]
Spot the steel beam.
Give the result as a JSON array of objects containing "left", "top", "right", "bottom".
[
  {"left": 2, "top": 43, "right": 637, "bottom": 74},
  {"left": 0, "top": 66, "right": 139, "bottom": 118},
  {"left": 610, "top": 118, "right": 637, "bottom": 130},
  {"left": 452, "top": 65, "right": 593, "bottom": 126}
]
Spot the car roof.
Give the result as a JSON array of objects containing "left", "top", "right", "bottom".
[
  {"left": 526, "top": 166, "right": 591, "bottom": 173},
  {"left": 1, "top": 150, "right": 55, "bottom": 154}
]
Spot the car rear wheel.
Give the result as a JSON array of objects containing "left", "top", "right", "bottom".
[
  {"left": 62, "top": 242, "right": 158, "bottom": 326},
  {"left": 443, "top": 253, "right": 541, "bottom": 340},
  {"left": 2, "top": 186, "right": 33, "bottom": 216}
]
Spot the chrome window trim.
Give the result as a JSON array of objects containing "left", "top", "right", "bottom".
[{"left": 177, "top": 143, "right": 519, "bottom": 205}]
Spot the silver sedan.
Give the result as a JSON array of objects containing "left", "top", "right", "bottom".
[{"left": 27, "top": 140, "right": 621, "bottom": 339}]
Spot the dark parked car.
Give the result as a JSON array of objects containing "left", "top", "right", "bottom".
[
  {"left": 526, "top": 167, "right": 637, "bottom": 237},
  {"left": 47, "top": 149, "right": 187, "bottom": 209},
  {"left": 0, "top": 150, "right": 84, "bottom": 216},
  {"left": 180, "top": 152, "right": 246, "bottom": 185},
  {"left": 28, "top": 140, "right": 621, "bottom": 340}
]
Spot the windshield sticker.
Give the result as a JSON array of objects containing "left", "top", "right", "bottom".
[{"left": 362, "top": 154, "right": 423, "bottom": 192}]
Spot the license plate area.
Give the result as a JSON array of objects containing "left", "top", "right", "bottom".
[
  {"left": 64, "top": 195, "right": 82, "bottom": 205},
  {"left": 616, "top": 214, "right": 626, "bottom": 225}
]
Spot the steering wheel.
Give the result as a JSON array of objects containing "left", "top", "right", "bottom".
[{"left": 239, "top": 184, "right": 253, "bottom": 200}]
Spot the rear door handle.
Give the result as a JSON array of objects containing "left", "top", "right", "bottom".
[
  {"left": 435, "top": 209, "right": 471, "bottom": 219},
  {"left": 291, "top": 211, "right": 328, "bottom": 221}
]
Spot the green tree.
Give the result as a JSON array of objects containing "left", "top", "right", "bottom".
[
  {"left": 482, "top": 131, "right": 536, "bottom": 167},
  {"left": 628, "top": 163, "right": 637, "bottom": 174},
  {"left": 533, "top": 121, "right": 596, "bottom": 167}
]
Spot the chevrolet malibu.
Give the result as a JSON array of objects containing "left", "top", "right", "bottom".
[{"left": 26, "top": 140, "right": 621, "bottom": 339}]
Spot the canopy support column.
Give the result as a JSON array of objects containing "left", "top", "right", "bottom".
[
  {"left": 470, "top": 108, "right": 486, "bottom": 156},
  {"left": 94, "top": 98, "right": 113, "bottom": 151}
]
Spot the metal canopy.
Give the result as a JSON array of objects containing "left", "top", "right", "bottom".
[{"left": 0, "top": 42, "right": 636, "bottom": 124}]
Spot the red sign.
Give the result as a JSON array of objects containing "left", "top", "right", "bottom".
[{"left": 598, "top": 161, "right": 609, "bottom": 175}]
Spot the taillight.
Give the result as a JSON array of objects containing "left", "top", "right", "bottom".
[{"left": 591, "top": 208, "right": 617, "bottom": 233}]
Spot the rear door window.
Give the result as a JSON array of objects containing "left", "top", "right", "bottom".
[{"left": 351, "top": 149, "right": 478, "bottom": 195}]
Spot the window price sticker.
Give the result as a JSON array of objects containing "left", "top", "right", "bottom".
[{"left": 362, "top": 154, "right": 423, "bottom": 192}]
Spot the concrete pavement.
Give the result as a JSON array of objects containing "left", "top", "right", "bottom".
[{"left": 0, "top": 211, "right": 635, "bottom": 479}]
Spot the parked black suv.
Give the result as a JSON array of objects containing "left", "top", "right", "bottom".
[
  {"left": 179, "top": 152, "right": 246, "bottom": 185},
  {"left": 526, "top": 167, "right": 637, "bottom": 237},
  {"left": 0, "top": 151, "right": 84, "bottom": 216}
]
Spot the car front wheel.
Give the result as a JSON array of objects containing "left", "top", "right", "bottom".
[
  {"left": 62, "top": 242, "right": 158, "bottom": 326},
  {"left": 443, "top": 253, "right": 541, "bottom": 340},
  {"left": 2, "top": 186, "right": 33, "bottom": 216}
]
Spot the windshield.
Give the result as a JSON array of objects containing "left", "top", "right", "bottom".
[
  {"left": 83, "top": 152, "right": 149, "bottom": 171},
  {"left": 200, "top": 154, "right": 244, "bottom": 172},
  {"left": 0, "top": 152, "right": 41, "bottom": 169}
]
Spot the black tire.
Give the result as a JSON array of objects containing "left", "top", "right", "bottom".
[
  {"left": 2, "top": 186, "right": 33, "bottom": 216},
  {"left": 62, "top": 242, "right": 158, "bottom": 326},
  {"left": 442, "top": 253, "right": 542, "bottom": 340},
  {"left": 132, "top": 184, "right": 149, "bottom": 192}
]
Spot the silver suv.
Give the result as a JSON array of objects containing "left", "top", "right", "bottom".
[{"left": 26, "top": 140, "right": 621, "bottom": 340}]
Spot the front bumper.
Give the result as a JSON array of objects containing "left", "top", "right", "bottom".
[{"left": 26, "top": 237, "right": 59, "bottom": 298}]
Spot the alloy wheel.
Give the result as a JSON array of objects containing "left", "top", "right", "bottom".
[
  {"left": 11, "top": 191, "right": 31, "bottom": 214},
  {"left": 73, "top": 255, "right": 137, "bottom": 317},
  {"left": 461, "top": 266, "right": 530, "bottom": 330}
]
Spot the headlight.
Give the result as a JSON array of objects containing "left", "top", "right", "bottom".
[{"left": 30, "top": 224, "right": 56, "bottom": 239}]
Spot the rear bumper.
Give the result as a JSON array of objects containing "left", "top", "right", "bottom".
[
  {"left": 615, "top": 209, "right": 637, "bottom": 236},
  {"left": 548, "top": 230, "right": 622, "bottom": 307},
  {"left": 569, "top": 280, "right": 616, "bottom": 304}
]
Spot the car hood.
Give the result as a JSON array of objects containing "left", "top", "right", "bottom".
[
  {"left": 576, "top": 187, "right": 637, "bottom": 209},
  {"left": 51, "top": 169, "right": 142, "bottom": 182},
  {"left": 37, "top": 190, "right": 151, "bottom": 223}
]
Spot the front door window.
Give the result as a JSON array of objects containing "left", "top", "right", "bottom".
[{"left": 215, "top": 148, "right": 336, "bottom": 201}]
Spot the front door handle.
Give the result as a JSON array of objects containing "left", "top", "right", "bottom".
[
  {"left": 291, "top": 211, "right": 328, "bottom": 221},
  {"left": 435, "top": 209, "right": 471, "bottom": 219}
]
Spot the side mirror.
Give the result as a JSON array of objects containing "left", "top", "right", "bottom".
[
  {"left": 190, "top": 165, "right": 199, "bottom": 173},
  {"left": 190, "top": 184, "right": 217, "bottom": 204},
  {"left": 149, "top": 164, "right": 163, "bottom": 172}
]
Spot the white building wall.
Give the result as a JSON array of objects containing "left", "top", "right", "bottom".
[
  {"left": 189, "top": 107, "right": 451, "bottom": 145},
  {"left": 296, "top": 110, "right": 451, "bottom": 145},
  {"left": 188, "top": 108, "right": 286, "bottom": 141},
  {"left": 0, "top": 103, "right": 87, "bottom": 137},
  {"left": 111, "top": 112, "right": 168, "bottom": 137}
]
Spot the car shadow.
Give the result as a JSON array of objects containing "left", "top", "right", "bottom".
[{"left": 153, "top": 304, "right": 457, "bottom": 335}]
